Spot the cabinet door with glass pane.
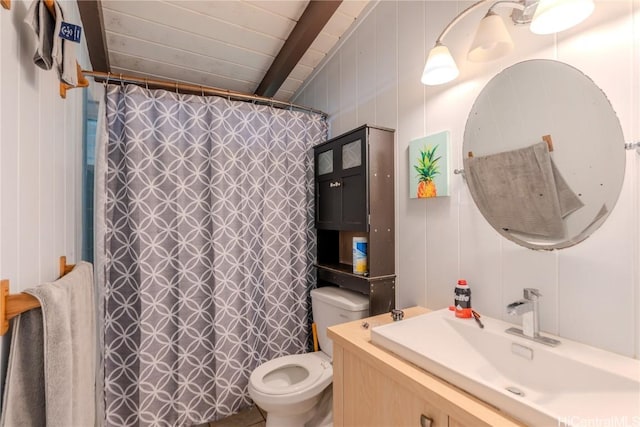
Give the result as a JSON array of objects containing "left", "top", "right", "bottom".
[
  {"left": 314, "top": 127, "right": 368, "bottom": 231},
  {"left": 315, "top": 142, "right": 341, "bottom": 228}
]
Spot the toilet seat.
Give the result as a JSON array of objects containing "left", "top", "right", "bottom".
[{"left": 249, "top": 352, "right": 332, "bottom": 402}]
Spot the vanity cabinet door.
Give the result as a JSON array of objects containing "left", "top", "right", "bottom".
[{"left": 338, "top": 348, "right": 448, "bottom": 427}]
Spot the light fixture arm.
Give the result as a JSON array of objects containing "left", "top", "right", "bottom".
[
  {"left": 435, "top": 0, "right": 492, "bottom": 44},
  {"left": 436, "top": 0, "right": 534, "bottom": 44},
  {"left": 491, "top": 0, "right": 540, "bottom": 24},
  {"left": 424, "top": 0, "right": 594, "bottom": 86},
  {"left": 487, "top": 0, "right": 526, "bottom": 13}
]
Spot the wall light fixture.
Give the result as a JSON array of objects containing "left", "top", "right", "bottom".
[{"left": 421, "top": 0, "right": 595, "bottom": 86}]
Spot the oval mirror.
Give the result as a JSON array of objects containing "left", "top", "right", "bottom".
[{"left": 463, "top": 60, "right": 625, "bottom": 250}]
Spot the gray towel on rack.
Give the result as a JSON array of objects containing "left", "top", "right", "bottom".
[
  {"left": 24, "top": 0, "right": 78, "bottom": 85},
  {"left": 51, "top": 0, "right": 78, "bottom": 86},
  {"left": 0, "top": 309, "right": 46, "bottom": 427},
  {"left": 464, "top": 142, "right": 584, "bottom": 238},
  {"left": 24, "top": 0, "right": 55, "bottom": 70},
  {"left": 0, "top": 262, "right": 96, "bottom": 427}
]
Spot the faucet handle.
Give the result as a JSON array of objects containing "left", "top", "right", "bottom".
[{"left": 524, "top": 288, "right": 541, "bottom": 299}]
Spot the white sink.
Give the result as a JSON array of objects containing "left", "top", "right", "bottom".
[{"left": 371, "top": 309, "right": 640, "bottom": 426}]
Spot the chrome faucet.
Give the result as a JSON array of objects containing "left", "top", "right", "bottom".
[
  {"left": 505, "top": 288, "right": 560, "bottom": 347},
  {"left": 507, "top": 288, "right": 541, "bottom": 338}
]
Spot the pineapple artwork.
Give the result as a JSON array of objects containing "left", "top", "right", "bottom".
[
  {"left": 409, "top": 131, "right": 450, "bottom": 199},
  {"left": 415, "top": 145, "right": 441, "bottom": 198}
]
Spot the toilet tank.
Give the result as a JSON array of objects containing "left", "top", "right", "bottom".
[{"left": 311, "top": 286, "right": 369, "bottom": 358}]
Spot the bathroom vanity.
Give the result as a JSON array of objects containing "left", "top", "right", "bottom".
[{"left": 327, "top": 307, "right": 524, "bottom": 427}]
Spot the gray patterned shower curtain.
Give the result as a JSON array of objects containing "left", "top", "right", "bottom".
[{"left": 94, "top": 84, "right": 326, "bottom": 426}]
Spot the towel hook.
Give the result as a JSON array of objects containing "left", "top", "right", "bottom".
[
  {"left": 625, "top": 141, "right": 640, "bottom": 152},
  {"left": 542, "top": 134, "right": 554, "bottom": 152}
]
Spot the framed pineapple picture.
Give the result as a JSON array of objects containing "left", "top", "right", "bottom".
[{"left": 409, "top": 131, "right": 450, "bottom": 198}]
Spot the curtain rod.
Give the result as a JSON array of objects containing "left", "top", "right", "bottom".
[{"left": 82, "top": 70, "right": 328, "bottom": 118}]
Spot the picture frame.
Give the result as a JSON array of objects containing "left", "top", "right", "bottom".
[{"left": 409, "top": 131, "right": 450, "bottom": 198}]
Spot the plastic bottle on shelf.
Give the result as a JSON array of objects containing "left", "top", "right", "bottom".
[{"left": 352, "top": 237, "right": 368, "bottom": 275}]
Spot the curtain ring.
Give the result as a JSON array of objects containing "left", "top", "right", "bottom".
[
  {"left": 175, "top": 82, "right": 179, "bottom": 94},
  {"left": 200, "top": 85, "right": 205, "bottom": 97},
  {"left": 104, "top": 72, "right": 110, "bottom": 87},
  {"left": 145, "top": 79, "right": 149, "bottom": 90},
  {"left": 119, "top": 74, "right": 124, "bottom": 88},
  {"left": 289, "top": 102, "right": 293, "bottom": 111}
]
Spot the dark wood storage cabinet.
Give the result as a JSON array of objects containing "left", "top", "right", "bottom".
[
  {"left": 315, "top": 126, "right": 368, "bottom": 230},
  {"left": 313, "top": 125, "right": 395, "bottom": 315}
]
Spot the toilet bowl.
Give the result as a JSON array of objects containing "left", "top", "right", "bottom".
[
  {"left": 248, "top": 286, "right": 369, "bottom": 427},
  {"left": 248, "top": 352, "right": 332, "bottom": 427}
]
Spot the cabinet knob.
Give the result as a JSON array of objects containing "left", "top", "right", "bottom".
[
  {"left": 420, "top": 414, "right": 433, "bottom": 427},
  {"left": 329, "top": 181, "right": 341, "bottom": 188}
]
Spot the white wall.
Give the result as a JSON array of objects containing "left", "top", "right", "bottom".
[
  {"left": 295, "top": 0, "right": 640, "bottom": 358},
  {"left": 0, "top": 0, "right": 87, "bottom": 392}
]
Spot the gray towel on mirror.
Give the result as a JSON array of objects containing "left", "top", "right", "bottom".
[
  {"left": 551, "top": 160, "right": 584, "bottom": 218},
  {"left": 464, "top": 142, "right": 584, "bottom": 238},
  {"left": 0, "top": 262, "right": 96, "bottom": 427}
]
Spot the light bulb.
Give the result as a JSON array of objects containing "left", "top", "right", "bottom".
[
  {"left": 530, "top": 0, "right": 595, "bottom": 35},
  {"left": 421, "top": 44, "right": 459, "bottom": 86},
  {"left": 468, "top": 11, "right": 514, "bottom": 62}
]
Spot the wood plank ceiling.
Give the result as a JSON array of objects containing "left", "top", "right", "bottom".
[{"left": 95, "top": 0, "right": 369, "bottom": 102}]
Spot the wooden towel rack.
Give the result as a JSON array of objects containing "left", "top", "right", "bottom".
[
  {"left": 42, "top": 0, "right": 89, "bottom": 98},
  {"left": 0, "top": 256, "right": 75, "bottom": 335},
  {"left": 1, "top": 0, "right": 88, "bottom": 98}
]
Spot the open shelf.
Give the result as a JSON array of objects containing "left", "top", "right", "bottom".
[{"left": 315, "top": 262, "right": 367, "bottom": 277}]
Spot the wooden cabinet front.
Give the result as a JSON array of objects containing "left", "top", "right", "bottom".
[
  {"left": 329, "top": 309, "right": 525, "bottom": 427},
  {"left": 335, "top": 346, "right": 447, "bottom": 427}
]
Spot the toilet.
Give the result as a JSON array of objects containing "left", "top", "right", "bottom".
[{"left": 248, "top": 286, "right": 369, "bottom": 427}]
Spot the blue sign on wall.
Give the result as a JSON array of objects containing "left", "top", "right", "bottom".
[{"left": 59, "top": 22, "right": 82, "bottom": 43}]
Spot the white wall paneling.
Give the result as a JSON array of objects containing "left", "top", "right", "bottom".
[
  {"left": 633, "top": 0, "right": 640, "bottom": 361},
  {"left": 295, "top": 0, "right": 640, "bottom": 358},
  {"left": 397, "top": 0, "right": 428, "bottom": 309},
  {"left": 338, "top": 34, "right": 358, "bottom": 135}
]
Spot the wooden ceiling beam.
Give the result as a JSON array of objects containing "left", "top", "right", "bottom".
[
  {"left": 77, "top": 0, "right": 109, "bottom": 72},
  {"left": 255, "top": 0, "right": 341, "bottom": 98}
]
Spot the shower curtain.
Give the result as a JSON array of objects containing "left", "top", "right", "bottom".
[{"left": 94, "top": 84, "right": 326, "bottom": 426}]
